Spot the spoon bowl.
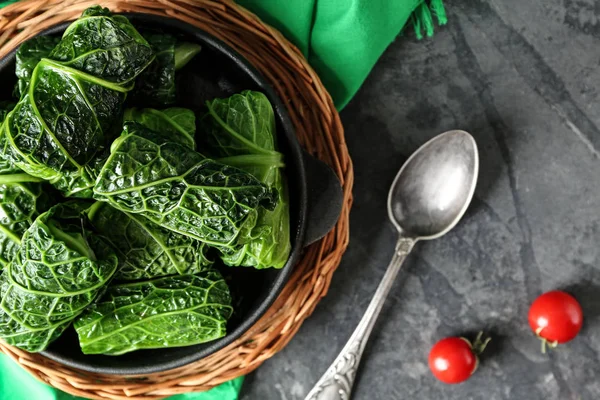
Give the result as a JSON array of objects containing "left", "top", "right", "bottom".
[{"left": 388, "top": 130, "right": 479, "bottom": 240}]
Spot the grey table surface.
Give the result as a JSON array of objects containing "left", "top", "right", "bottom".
[{"left": 241, "top": 0, "right": 600, "bottom": 399}]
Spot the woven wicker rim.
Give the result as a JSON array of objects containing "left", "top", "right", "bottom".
[{"left": 0, "top": 0, "right": 353, "bottom": 399}]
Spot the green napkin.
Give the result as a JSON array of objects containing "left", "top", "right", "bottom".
[
  {"left": 238, "top": 0, "right": 446, "bottom": 108},
  {"left": 0, "top": 0, "right": 446, "bottom": 399}
]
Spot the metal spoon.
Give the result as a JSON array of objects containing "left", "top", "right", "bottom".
[{"left": 305, "top": 130, "right": 479, "bottom": 400}]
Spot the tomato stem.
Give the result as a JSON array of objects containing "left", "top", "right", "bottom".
[
  {"left": 541, "top": 338, "right": 546, "bottom": 354},
  {"left": 471, "top": 331, "right": 492, "bottom": 355},
  {"left": 459, "top": 332, "right": 491, "bottom": 377}
]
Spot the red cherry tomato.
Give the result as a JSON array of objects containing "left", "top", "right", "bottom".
[
  {"left": 428, "top": 337, "right": 478, "bottom": 384},
  {"left": 528, "top": 290, "right": 583, "bottom": 345}
]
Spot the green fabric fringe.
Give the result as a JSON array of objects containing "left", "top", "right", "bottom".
[{"left": 411, "top": 0, "right": 447, "bottom": 40}]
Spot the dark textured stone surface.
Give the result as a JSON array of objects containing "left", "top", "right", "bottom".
[{"left": 241, "top": 1, "right": 600, "bottom": 399}]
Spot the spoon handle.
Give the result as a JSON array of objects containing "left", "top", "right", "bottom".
[{"left": 304, "top": 237, "right": 415, "bottom": 400}]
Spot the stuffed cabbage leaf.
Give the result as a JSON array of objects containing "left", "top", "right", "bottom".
[
  {"left": 0, "top": 173, "right": 53, "bottom": 268},
  {"left": 93, "top": 122, "right": 278, "bottom": 247},
  {"left": 201, "top": 90, "right": 280, "bottom": 157},
  {"left": 14, "top": 36, "right": 60, "bottom": 98},
  {"left": 0, "top": 201, "right": 118, "bottom": 352},
  {"left": 0, "top": 6, "right": 154, "bottom": 198},
  {"left": 124, "top": 107, "right": 196, "bottom": 149},
  {"left": 130, "top": 33, "right": 201, "bottom": 106},
  {"left": 49, "top": 7, "right": 154, "bottom": 84},
  {"left": 201, "top": 91, "right": 290, "bottom": 269},
  {"left": 74, "top": 270, "right": 232, "bottom": 355},
  {"left": 216, "top": 156, "right": 290, "bottom": 269},
  {"left": 88, "top": 202, "right": 212, "bottom": 280}
]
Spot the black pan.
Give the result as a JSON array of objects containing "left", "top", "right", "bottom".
[{"left": 0, "top": 13, "right": 343, "bottom": 375}]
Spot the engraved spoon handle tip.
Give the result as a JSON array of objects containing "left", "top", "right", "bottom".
[{"left": 304, "top": 237, "right": 414, "bottom": 400}]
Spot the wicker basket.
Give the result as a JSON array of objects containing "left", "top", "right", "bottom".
[{"left": 0, "top": 0, "right": 353, "bottom": 399}]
